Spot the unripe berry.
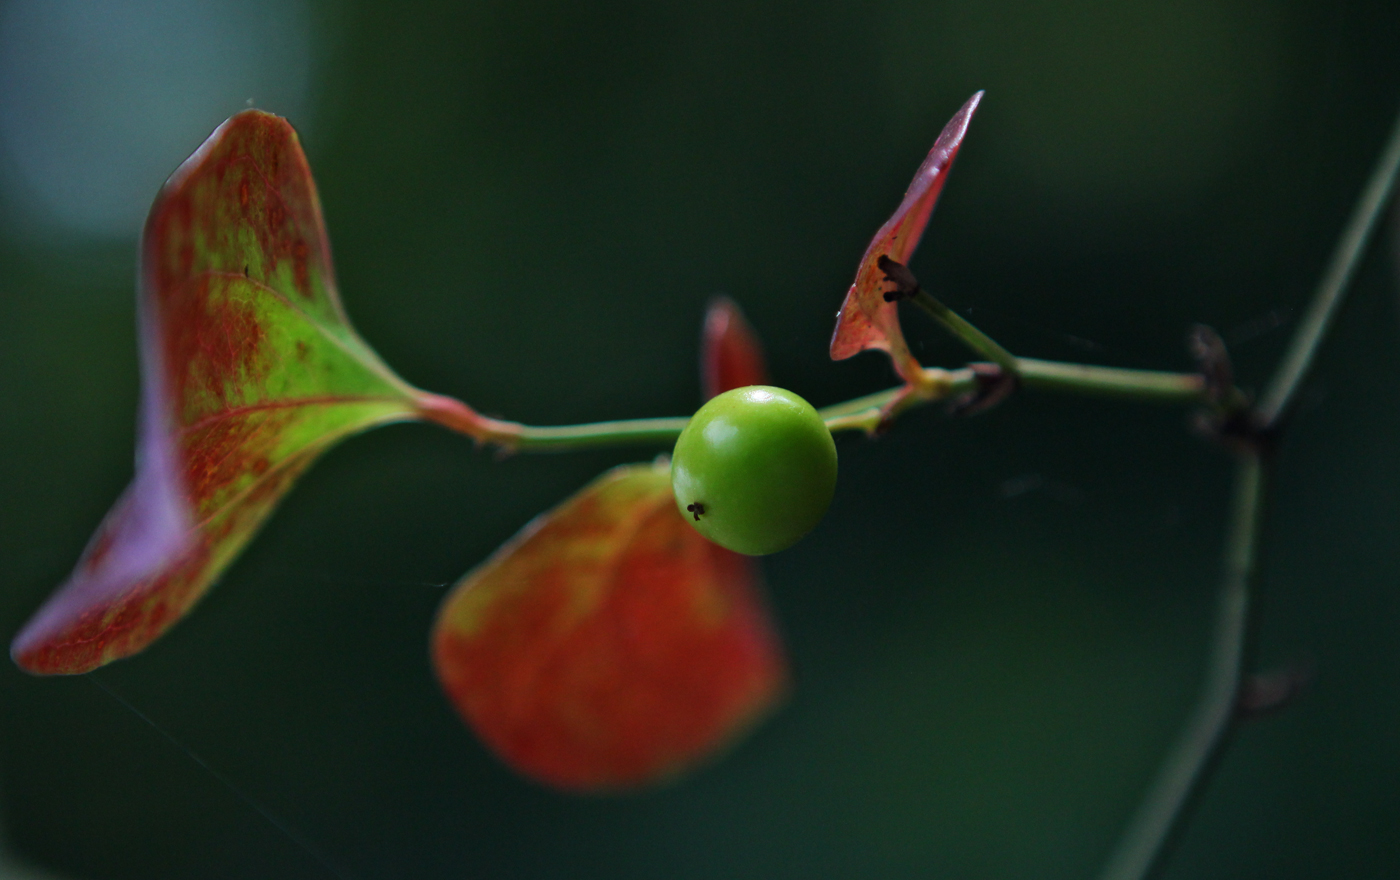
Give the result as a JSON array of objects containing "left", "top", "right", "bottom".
[{"left": 671, "top": 386, "right": 837, "bottom": 555}]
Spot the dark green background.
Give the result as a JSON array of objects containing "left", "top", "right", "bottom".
[{"left": 3, "top": 1, "right": 1400, "bottom": 877}]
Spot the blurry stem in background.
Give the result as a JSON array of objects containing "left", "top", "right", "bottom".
[
  {"left": 416, "top": 359, "right": 1206, "bottom": 451},
  {"left": 1103, "top": 102, "right": 1400, "bottom": 880},
  {"left": 1256, "top": 104, "right": 1400, "bottom": 427},
  {"left": 1098, "top": 454, "right": 1266, "bottom": 880}
]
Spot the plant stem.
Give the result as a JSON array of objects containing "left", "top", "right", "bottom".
[
  {"left": 817, "top": 370, "right": 975, "bottom": 422},
  {"left": 819, "top": 368, "right": 976, "bottom": 433},
  {"left": 902, "top": 287, "right": 1204, "bottom": 403},
  {"left": 1098, "top": 101, "right": 1400, "bottom": 880},
  {"left": 1256, "top": 105, "right": 1400, "bottom": 427},
  {"left": 418, "top": 359, "right": 1207, "bottom": 451},
  {"left": 414, "top": 394, "right": 693, "bottom": 452},
  {"left": 911, "top": 290, "right": 1021, "bottom": 375},
  {"left": 505, "top": 418, "right": 697, "bottom": 451},
  {"left": 1017, "top": 358, "right": 1205, "bottom": 403},
  {"left": 1098, "top": 454, "right": 1266, "bottom": 880}
]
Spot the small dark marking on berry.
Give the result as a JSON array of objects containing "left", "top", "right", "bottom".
[{"left": 686, "top": 502, "right": 705, "bottom": 521}]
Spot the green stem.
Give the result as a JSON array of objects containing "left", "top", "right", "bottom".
[
  {"left": 911, "top": 290, "right": 1020, "bottom": 375},
  {"left": 1101, "top": 100, "right": 1400, "bottom": 880},
  {"left": 1017, "top": 358, "right": 1205, "bottom": 403},
  {"left": 1098, "top": 454, "right": 1266, "bottom": 880},
  {"left": 1256, "top": 105, "right": 1400, "bottom": 427},
  {"left": 417, "top": 359, "right": 1206, "bottom": 451},
  {"left": 414, "top": 395, "right": 692, "bottom": 452},
  {"left": 495, "top": 417, "right": 693, "bottom": 452},
  {"left": 817, "top": 368, "right": 974, "bottom": 433},
  {"left": 904, "top": 290, "right": 1204, "bottom": 403}
]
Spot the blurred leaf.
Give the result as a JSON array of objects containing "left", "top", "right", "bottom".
[
  {"left": 12, "top": 110, "right": 425, "bottom": 674},
  {"left": 701, "top": 295, "right": 769, "bottom": 400},
  {"left": 829, "top": 91, "right": 982, "bottom": 383},
  {"left": 432, "top": 460, "right": 787, "bottom": 790}
]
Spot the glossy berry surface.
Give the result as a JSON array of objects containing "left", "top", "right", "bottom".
[{"left": 671, "top": 386, "right": 837, "bottom": 556}]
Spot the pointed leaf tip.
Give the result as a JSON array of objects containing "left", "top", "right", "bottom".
[
  {"left": 701, "top": 296, "right": 769, "bottom": 400},
  {"left": 432, "top": 462, "right": 788, "bottom": 790},
  {"left": 829, "top": 91, "right": 983, "bottom": 383},
  {"left": 13, "top": 110, "right": 423, "bottom": 674}
]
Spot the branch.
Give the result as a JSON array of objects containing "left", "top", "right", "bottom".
[
  {"left": 1101, "top": 99, "right": 1400, "bottom": 880},
  {"left": 417, "top": 359, "right": 1207, "bottom": 451},
  {"left": 1098, "top": 454, "right": 1266, "bottom": 880},
  {"left": 1256, "top": 105, "right": 1400, "bottom": 427}
]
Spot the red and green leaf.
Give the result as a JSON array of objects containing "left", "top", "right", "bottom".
[
  {"left": 18, "top": 111, "right": 789, "bottom": 795},
  {"left": 12, "top": 110, "right": 435, "bottom": 674},
  {"left": 431, "top": 461, "right": 787, "bottom": 790},
  {"left": 829, "top": 91, "right": 983, "bottom": 385}
]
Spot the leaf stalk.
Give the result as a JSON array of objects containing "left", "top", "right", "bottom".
[{"left": 910, "top": 290, "right": 1021, "bottom": 375}]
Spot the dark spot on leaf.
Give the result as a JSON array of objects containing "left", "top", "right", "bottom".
[
  {"left": 291, "top": 239, "right": 311, "bottom": 297},
  {"left": 877, "top": 255, "right": 920, "bottom": 302}
]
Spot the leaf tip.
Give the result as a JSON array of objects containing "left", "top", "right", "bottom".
[
  {"left": 828, "top": 92, "right": 986, "bottom": 375},
  {"left": 701, "top": 295, "right": 769, "bottom": 398}
]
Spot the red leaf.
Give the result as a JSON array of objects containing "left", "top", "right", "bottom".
[
  {"left": 829, "top": 91, "right": 983, "bottom": 384},
  {"left": 701, "top": 296, "right": 769, "bottom": 399},
  {"left": 432, "top": 461, "right": 788, "bottom": 790},
  {"left": 13, "top": 111, "right": 429, "bottom": 674}
]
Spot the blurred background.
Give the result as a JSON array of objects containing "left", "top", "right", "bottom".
[{"left": 1, "top": 0, "right": 1398, "bottom": 877}]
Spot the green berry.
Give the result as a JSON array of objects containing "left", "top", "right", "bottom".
[{"left": 671, "top": 386, "right": 837, "bottom": 556}]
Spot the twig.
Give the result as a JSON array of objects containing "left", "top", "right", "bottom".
[
  {"left": 1101, "top": 99, "right": 1400, "bottom": 880},
  {"left": 1256, "top": 105, "right": 1400, "bottom": 427},
  {"left": 1097, "top": 454, "right": 1266, "bottom": 880}
]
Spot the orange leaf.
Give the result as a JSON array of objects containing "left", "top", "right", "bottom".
[
  {"left": 829, "top": 91, "right": 983, "bottom": 384},
  {"left": 431, "top": 461, "right": 787, "bottom": 790}
]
